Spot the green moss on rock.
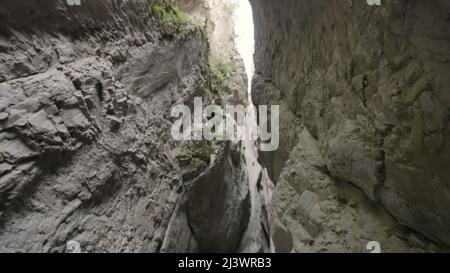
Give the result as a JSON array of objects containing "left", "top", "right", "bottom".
[{"left": 150, "top": 0, "right": 194, "bottom": 39}]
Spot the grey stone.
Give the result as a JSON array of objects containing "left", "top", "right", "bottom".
[
  {"left": 272, "top": 220, "right": 293, "bottom": 253},
  {"left": 61, "top": 108, "right": 90, "bottom": 129},
  {"left": 0, "top": 163, "right": 13, "bottom": 175},
  {"left": 0, "top": 139, "right": 36, "bottom": 163},
  {"left": 251, "top": 0, "right": 450, "bottom": 250},
  {"left": 27, "top": 110, "right": 58, "bottom": 135},
  {"left": 107, "top": 115, "right": 122, "bottom": 131},
  {"left": 0, "top": 112, "right": 9, "bottom": 122},
  {"left": 0, "top": 0, "right": 259, "bottom": 254},
  {"left": 62, "top": 96, "right": 79, "bottom": 109}
]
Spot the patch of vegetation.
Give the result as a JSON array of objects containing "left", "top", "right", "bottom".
[
  {"left": 209, "top": 57, "right": 236, "bottom": 84},
  {"left": 208, "top": 56, "right": 236, "bottom": 104},
  {"left": 149, "top": 0, "right": 208, "bottom": 41},
  {"left": 176, "top": 140, "right": 215, "bottom": 168},
  {"left": 176, "top": 139, "right": 219, "bottom": 180},
  {"left": 150, "top": 0, "right": 194, "bottom": 39}
]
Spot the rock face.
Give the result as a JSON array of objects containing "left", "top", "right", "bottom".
[
  {"left": 250, "top": 0, "right": 450, "bottom": 251},
  {"left": 182, "top": 0, "right": 271, "bottom": 253},
  {"left": 4, "top": 0, "right": 448, "bottom": 254},
  {"left": 164, "top": 142, "right": 250, "bottom": 252},
  {"left": 0, "top": 0, "right": 253, "bottom": 253}
]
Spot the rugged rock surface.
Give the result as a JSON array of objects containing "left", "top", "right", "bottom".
[
  {"left": 4, "top": 0, "right": 447, "bottom": 254},
  {"left": 251, "top": 0, "right": 450, "bottom": 251},
  {"left": 183, "top": 0, "right": 271, "bottom": 253},
  {"left": 0, "top": 0, "right": 253, "bottom": 253}
]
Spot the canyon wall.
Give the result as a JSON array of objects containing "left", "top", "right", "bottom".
[
  {"left": 0, "top": 0, "right": 254, "bottom": 252},
  {"left": 251, "top": 0, "right": 450, "bottom": 252}
]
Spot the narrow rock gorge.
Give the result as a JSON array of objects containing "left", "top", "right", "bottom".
[
  {"left": 0, "top": 0, "right": 270, "bottom": 253},
  {"left": 0, "top": 0, "right": 449, "bottom": 253}
]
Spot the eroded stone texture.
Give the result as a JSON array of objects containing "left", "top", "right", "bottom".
[
  {"left": 0, "top": 0, "right": 252, "bottom": 253},
  {"left": 251, "top": 0, "right": 450, "bottom": 250}
]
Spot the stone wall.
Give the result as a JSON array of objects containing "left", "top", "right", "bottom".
[
  {"left": 0, "top": 0, "right": 251, "bottom": 253},
  {"left": 250, "top": 0, "right": 450, "bottom": 250}
]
